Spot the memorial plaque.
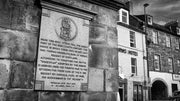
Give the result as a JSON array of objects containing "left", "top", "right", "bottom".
[{"left": 35, "top": 8, "right": 90, "bottom": 91}]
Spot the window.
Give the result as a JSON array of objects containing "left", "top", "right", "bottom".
[
  {"left": 168, "top": 58, "right": 173, "bottom": 72},
  {"left": 119, "top": 9, "right": 129, "bottom": 24},
  {"left": 178, "top": 60, "right": 180, "bottom": 73},
  {"left": 177, "top": 60, "right": 180, "bottom": 67},
  {"left": 122, "top": 11, "right": 127, "bottom": 23},
  {"left": 131, "top": 58, "right": 137, "bottom": 75},
  {"left": 152, "top": 30, "right": 158, "bottom": 44},
  {"left": 147, "top": 16, "right": 153, "bottom": 25},
  {"left": 175, "top": 38, "right": 180, "bottom": 49},
  {"left": 172, "top": 84, "right": 178, "bottom": 93},
  {"left": 177, "top": 28, "right": 180, "bottom": 35},
  {"left": 133, "top": 85, "right": 143, "bottom": 101},
  {"left": 154, "top": 55, "right": 160, "bottom": 71},
  {"left": 130, "top": 31, "right": 136, "bottom": 47},
  {"left": 166, "top": 35, "right": 171, "bottom": 47}
]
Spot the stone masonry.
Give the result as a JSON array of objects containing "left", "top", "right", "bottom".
[
  {"left": 0, "top": 0, "right": 126, "bottom": 101},
  {"left": 147, "top": 28, "right": 180, "bottom": 73}
]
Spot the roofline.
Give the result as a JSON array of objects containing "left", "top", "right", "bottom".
[
  {"left": 117, "top": 22, "right": 146, "bottom": 34},
  {"left": 147, "top": 24, "right": 180, "bottom": 37}
]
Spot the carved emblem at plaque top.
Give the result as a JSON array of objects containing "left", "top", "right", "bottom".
[{"left": 55, "top": 17, "right": 78, "bottom": 41}]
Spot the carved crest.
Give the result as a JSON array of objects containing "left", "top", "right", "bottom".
[{"left": 55, "top": 17, "right": 78, "bottom": 41}]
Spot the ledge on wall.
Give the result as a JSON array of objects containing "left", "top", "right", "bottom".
[
  {"left": 41, "top": 0, "right": 97, "bottom": 21},
  {"left": 83, "top": 0, "right": 126, "bottom": 10}
]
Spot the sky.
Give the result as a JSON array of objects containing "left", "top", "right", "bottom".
[{"left": 131, "top": 0, "right": 180, "bottom": 25}]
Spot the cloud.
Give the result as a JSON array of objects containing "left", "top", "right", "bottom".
[{"left": 131, "top": 0, "right": 180, "bottom": 24}]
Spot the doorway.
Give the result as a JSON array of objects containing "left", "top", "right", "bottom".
[
  {"left": 118, "top": 83, "right": 124, "bottom": 101},
  {"left": 151, "top": 80, "right": 168, "bottom": 100},
  {"left": 119, "top": 88, "right": 124, "bottom": 101}
]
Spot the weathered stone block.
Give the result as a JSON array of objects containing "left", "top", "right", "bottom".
[
  {"left": 80, "top": 92, "right": 106, "bottom": 101},
  {"left": 105, "top": 69, "right": 119, "bottom": 92},
  {"left": 106, "top": 92, "right": 117, "bottom": 101},
  {"left": 106, "top": 47, "right": 118, "bottom": 69},
  {"left": 40, "top": 92, "right": 79, "bottom": 101},
  {"left": 94, "top": 7, "right": 117, "bottom": 27},
  {"left": 24, "top": 6, "right": 41, "bottom": 33},
  {"left": 147, "top": 50, "right": 154, "bottom": 71},
  {"left": 11, "top": 5, "right": 26, "bottom": 31},
  {"left": 88, "top": 44, "right": 106, "bottom": 68},
  {"left": 52, "top": 0, "right": 91, "bottom": 11},
  {"left": 0, "top": 0, "right": 11, "bottom": 28},
  {"left": 0, "top": 29, "right": 37, "bottom": 61},
  {"left": 174, "top": 52, "right": 180, "bottom": 73},
  {"left": 81, "top": 1, "right": 94, "bottom": 11},
  {"left": 9, "top": 61, "right": 34, "bottom": 89},
  {"left": 0, "top": 60, "right": 10, "bottom": 88},
  {"left": 89, "top": 44, "right": 118, "bottom": 69},
  {"left": 0, "top": 90, "right": 5, "bottom": 101},
  {"left": 0, "top": 29, "right": 13, "bottom": 58},
  {"left": 11, "top": 2, "right": 40, "bottom": 33},
  {"left": 89, "top": 24, "right": 106, "bottom": 44},
  {"left": 6, "top": 90, "right": 38, "bottom": 101},
  {"left": 12, "top": 0, "right": 35, "bottom": 5},
  {"left": 107, "top": 27, "right": 117, "bottom": 47},
  {"left": 88, "top": 68, "right": 104, "bottom": 91}
]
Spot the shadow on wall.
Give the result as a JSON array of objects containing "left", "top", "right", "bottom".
[{"left": 40, "top": 92, "right": 79, "bottom": 101}]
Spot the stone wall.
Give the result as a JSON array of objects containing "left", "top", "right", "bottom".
[
  {"left": 147, "top": 28, "right": 180, "bottom": 73},
  {"left": 0, "top": 0, "right": 124, "bottom": 101}
]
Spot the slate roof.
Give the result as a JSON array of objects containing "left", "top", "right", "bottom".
[
  {"left": 117, "top": 15, "right": 145, "bottom": 34},
  {"left": 135, "top": 15, "right": 179, "bottom": 36}
]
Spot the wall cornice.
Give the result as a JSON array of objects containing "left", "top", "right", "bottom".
[
  {"left": 83, "top": 0, "right": 126, "bottom": 10},
  {"left": 41, "top": 0, "right": 97, "bottom": 20}
]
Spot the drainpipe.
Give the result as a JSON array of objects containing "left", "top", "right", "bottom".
[{"left": 143, "top": 3, "right": 150, "bottom": 101}]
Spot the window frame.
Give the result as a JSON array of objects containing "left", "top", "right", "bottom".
[
  {"left": 154, "top": 54, "right": 160, "bottom": 71},
  {"left": 177, "top": 28, "right": 180, "bottom": 35},
  {"left": 152, "top": 30, "right": 158, "bottom": 44},
  {"left": 177, "top": 59, "right": 180, "bottom": 67},
  {"left": 147, "top": 16, "right": 153, "bottom": 25},
  {"left": 168, "top": 57, "right": 173, "bottom": 72},
  {"left": 131, "top": 58, "right": 137, "bottom": 75},
  {"left": 133, "top": 84, "right": 143, "bottom": 101},
  {"left": 177, "top": 60, "right": 180, "bottom": 73},
  {"left": 119, "top": 9, "right": 129, "bottom": 25},
  {"left": 175, "top": 38, "right": 180, "bottom": 50},
  {"left": 130, "top": 31, "right": 136, "bottom": 48},
  {"left": 122, "top": 11, "right": 127, "bottom": 24},
  {"left": 166, "top": 34, "right": 171, "bottom": 47}
]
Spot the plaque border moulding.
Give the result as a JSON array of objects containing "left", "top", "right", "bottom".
[{"left": 41, "top": 0, "right": 97, "bottom": 21}]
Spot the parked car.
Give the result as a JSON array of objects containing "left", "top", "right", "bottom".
[{"left": 170, "top": 91, "right": 180, "bottom": 101}]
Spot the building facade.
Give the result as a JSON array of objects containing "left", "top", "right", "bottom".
[
  {"left": 137, "top": 15, "right": 180, "bottom": 100},
  {"left": 117, "top": 9, "right": 149, "bottom": 101},
  {"left": 0, "top": 0, "right": 129, "bottom": 101}
]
